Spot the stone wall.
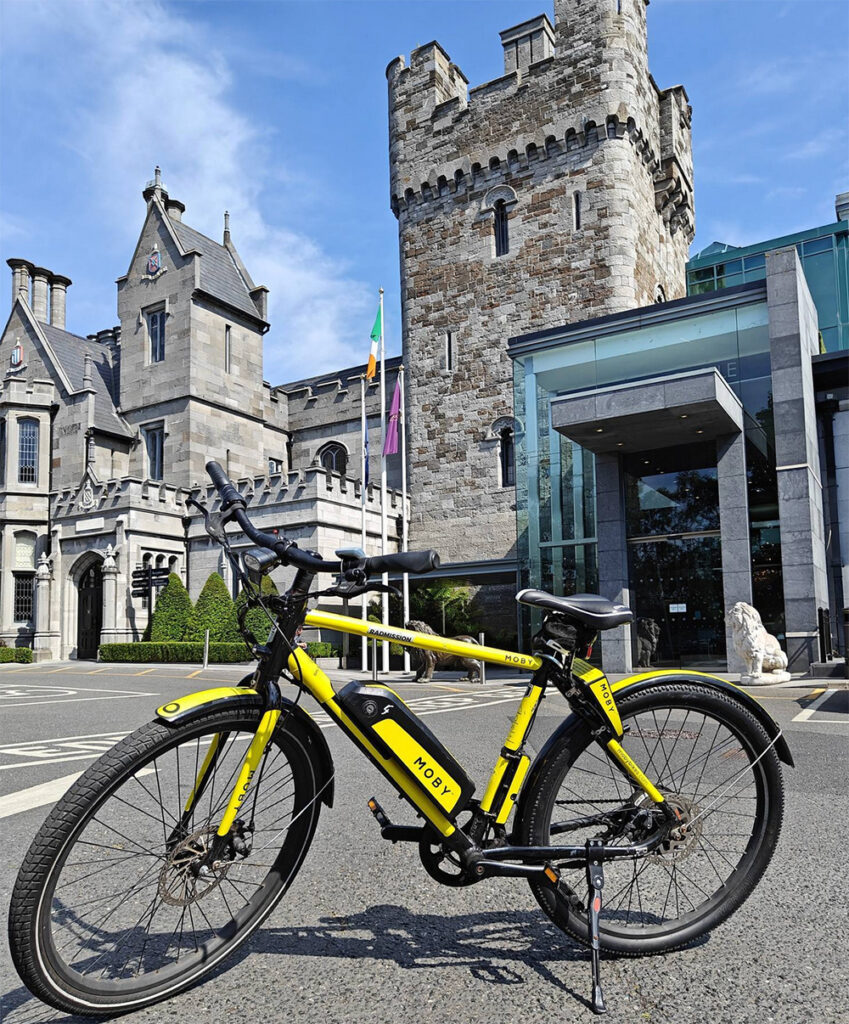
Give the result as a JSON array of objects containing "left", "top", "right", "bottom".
[{"left": 388, "top": 0, "right": 694, "bottom": 562}]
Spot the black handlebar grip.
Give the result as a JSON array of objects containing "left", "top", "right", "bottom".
[
  {"left": 366, "top": 549, "right": 440, "bottom": 576},
  {"left": 205, "top": 460, "right": 245, "bottom": 510}
]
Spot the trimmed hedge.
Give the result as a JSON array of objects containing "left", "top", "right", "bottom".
[
  {"left": 99, "top": 642, "right": 252, "bottom": 663},
  {"left": 0, "top": 647, "right": 33, "bottom": 663}
]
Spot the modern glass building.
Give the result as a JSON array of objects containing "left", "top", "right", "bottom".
[
  {"left": 510, "top": 203, "right": 849, "bottom": 676},
  {"left": 686, "top": 203, "right": 849, "bottom": 353}
]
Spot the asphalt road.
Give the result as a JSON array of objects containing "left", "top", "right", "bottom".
[{"left": 0, "top": 661, "right": 847, "bottom": 1024}]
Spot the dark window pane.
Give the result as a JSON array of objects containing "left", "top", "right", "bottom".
[
  {"left": 494, "top": 200, "right": 509, "bottom": 256},
  {"left": 13, "top": 573, "right": 35, "bottom": 622},
  {"left": 18, "top": 418, "right": 38, "bottom": 484},
  {"left": 802, "top": 236, "right": 832, "bottom": 255}
]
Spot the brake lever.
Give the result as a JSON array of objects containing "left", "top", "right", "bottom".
[
  {"left": 320, "top": 581, "right": 402, "bottom": 600},
  {"left": 185, "top": 496, "right": 229, "bottom": 544}
]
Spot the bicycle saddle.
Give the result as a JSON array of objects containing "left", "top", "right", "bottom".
[{"left": 516, "top": 589, "right": 634, "bottom": 631}]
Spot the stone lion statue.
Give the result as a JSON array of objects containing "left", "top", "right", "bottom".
[
  {"left": 636, "top": 617, "right": 660, "bottom": 668},
  {"left": 727, "top": 602, "right": 790, "bottom": 684},
  {"left": 406, "top": 620, "right": 482, "bottom": 683}
]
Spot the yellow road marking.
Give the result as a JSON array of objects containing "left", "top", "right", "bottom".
[
  {"left": 186, "top": 669, "right": 203, "bottom": 678},
  {"left": 46, "top": 667, "right": 74, "bottom": 674},
  {"left": 87, "top": 667, "right": 109, "bottom": 674},
  {"left": 428, "top": 683, "right": 466, "bottom": 694},
  {"left": 134, "top": 668, "right": 157, "bottom": 676}
]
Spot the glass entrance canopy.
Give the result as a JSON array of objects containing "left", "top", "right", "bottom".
[{"left": 509, "top": 284, "right": 782, "bottom": 660}]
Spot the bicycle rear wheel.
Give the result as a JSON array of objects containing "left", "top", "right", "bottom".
[
  {"left": 9, "top": 705, "right": 324, "bottom": 1016},
  {"left": 518, "top": 682, "right": 784, "bottom": 955}
]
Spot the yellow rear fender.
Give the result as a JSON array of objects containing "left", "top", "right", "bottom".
[{"left": 155, "top": 684, "right": 335, "bottom": 807}]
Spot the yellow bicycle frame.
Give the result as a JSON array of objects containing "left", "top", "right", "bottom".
[{"left": 161, "top": 610, "right": 677, "bottom": 843}]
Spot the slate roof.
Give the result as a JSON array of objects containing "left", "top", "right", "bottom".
[
  {"left": 171, "top": 221, "right": 263, "bottom": 321},
  {"left": 40, "top": 323, "right": 132, "bottom": 438}
]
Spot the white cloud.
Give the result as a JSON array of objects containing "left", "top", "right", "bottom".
[{"left": 2, "top": 0, "right": 372, "bottom": 380}]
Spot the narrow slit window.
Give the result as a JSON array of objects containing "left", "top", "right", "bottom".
[
  {"left": 224, "top": 325, "right": 232, "bottom": 373},
  {"left": 142, "top": 424, "right": 164, "bottom": 481},
  {"left": 494, "top": 199, "right": 509, "bottom": 257},
  {"left": 446, "top": 331, "right": 454, "bottom": 371},
  {"left": 500, "top": 426, "right": 515, "bottom": 487},
  {"left": 573, "top": 191, "right": 582, "bottom": 231},
  {"left": 147, "top": 309, "right": 166, "bottom": 363}
]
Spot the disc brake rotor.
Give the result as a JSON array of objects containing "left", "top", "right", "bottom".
[
  {"left": 649, "top": 795, "right": 703, "bottom": 862},
  {"left": 158, "top": 827, "right": 231, "bottom": 906}
]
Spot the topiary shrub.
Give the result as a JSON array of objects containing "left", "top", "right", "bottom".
[
  {"left": 146, "top": 573, "right": 193, "bottom": 642},
  {"left": 186, "top": 573, "right": 241, "bottom": 643},
  {"left": 234, "top": 575, "right": 279, "bottom": 644}
]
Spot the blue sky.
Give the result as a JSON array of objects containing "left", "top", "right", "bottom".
[{"left": 1, "top": 0, "right": 846, "bottom": 382}]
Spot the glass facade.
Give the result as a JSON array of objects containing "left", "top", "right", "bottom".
[
  {"left": 512, "top": 292, "right": 782, "bottom": 661},
  {"left": 687, "top": 224, "right": 849, "bottom": 352}
]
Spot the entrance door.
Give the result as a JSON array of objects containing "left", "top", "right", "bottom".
[
  {"left": 624, "top": 443, "right": 726, "bottom": 668},
  {"left": 77, "top": 563, "right": 103, "bottom": 659},
  {"left": 628, "top": 535, "right": 725, "bottom": 668}
]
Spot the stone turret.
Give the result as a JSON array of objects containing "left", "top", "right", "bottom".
[{"left": 387, "top": 0, "right": 695, "bottom": 562}]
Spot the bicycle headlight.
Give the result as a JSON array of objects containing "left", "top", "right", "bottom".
[{"left": 243, "top": 547, "right": 277, "bottom": 584}]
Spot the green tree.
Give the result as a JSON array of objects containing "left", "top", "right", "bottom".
[
  {"left": 186, "top": 573, "right": 241, "bottom": 642},
  {"left": 145, "top": 573, "right": 192, "bottom": 642},
  {"left": 373, "top": 579, "right": 477, "bottom": 637},
  {"left": 234, "top": 575, "right": 279, "bottom": 644}
]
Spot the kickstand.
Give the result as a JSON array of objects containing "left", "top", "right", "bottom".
[{"left": 585, "top": 837, "right": 607, "bottom": 1015}]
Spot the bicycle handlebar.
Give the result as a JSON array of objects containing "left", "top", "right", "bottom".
[{"left": 204, "top": 461, "right": 439, "bottom": 577}]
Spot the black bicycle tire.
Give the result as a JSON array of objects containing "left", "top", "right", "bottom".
[
  {"left": 518, "top": 682, "right": 784, "bottom": 956},
  {"left": 9, "top": 705, "right": 324, "bottom": 1016}
]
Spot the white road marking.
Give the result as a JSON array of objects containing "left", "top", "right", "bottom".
[
  {"left": 0, "top": 767, "right": 154, "bottom": 819},
  {"left": 792, "top": 688, "right": 840, "bottom": 723},
  {"left": 0, "top": 684, "right": 157, "bottom": 709}
]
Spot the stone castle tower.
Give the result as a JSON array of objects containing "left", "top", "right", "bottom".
[{"left": 388, "top": 0, "right": 694, "bottom": 564}]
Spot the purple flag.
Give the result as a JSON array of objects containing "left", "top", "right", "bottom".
[{"left": 383, "top": 377, "right": 402, "bottom": 455}]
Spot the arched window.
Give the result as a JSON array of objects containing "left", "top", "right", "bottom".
[
  {"left": 500, "top": 426, "right": 516, "bottom": 487},
  {"left": 494, "top": 200, "right": 509, "bottom": 257},
  {"left": 18, "top": 417, "right": 39, "bottom": 484},
  {"left": 318, "top": 443, "right": 348, "bottom": 476},
  {"left": 573, "top": 191, "right": 582, "bottom": 231},
  {"left": 655, "top": 284, "right": 667, "bottom": 304}
]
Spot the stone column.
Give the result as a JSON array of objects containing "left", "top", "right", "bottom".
[
  {"left": 766, "top": 246, "right": 830, "bottom": 672},
  {"left": 716, "top": 432, "right": 753, "bottom": 673},
  {"left": 596, "top": 453, "right": 633, "bottom": 673},
  {"left": 33, "top": 554, "right": 60, "bottom": 662},
  {"left": 100, "top": 545, "right": 121, "bottom": 647},
  {"left": 31, "top": 267, "right": 50, "bottom": 322}
]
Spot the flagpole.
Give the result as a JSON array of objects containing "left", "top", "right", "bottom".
[
  {"left": 360, "top": 372, "right": 368, "bottom": 673},
  {"left": 399, "top": 364, "right": 410, "bottom": 674},
  {"left": 379, "top": 287, "right": 389, "bottom": 673}
]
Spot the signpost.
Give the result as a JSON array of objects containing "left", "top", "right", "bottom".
[{"left": 131, "top": 566, "right": 170, "bottom": 605}]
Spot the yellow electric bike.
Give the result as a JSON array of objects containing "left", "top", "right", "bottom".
[{"left": 9, "top": 462, "right": 791, "bottom": 1016}]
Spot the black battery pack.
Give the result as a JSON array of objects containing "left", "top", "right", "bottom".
[{"left": 336, "top": 682, "right": 475, "bottom": 817}]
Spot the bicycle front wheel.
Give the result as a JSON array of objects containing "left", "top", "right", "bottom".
[
  {"left": 9, "top": 705, "right": 325, "bottom": 1016},
  {"left": 518, "top": 682, "right": 784, "bottom": 955}
]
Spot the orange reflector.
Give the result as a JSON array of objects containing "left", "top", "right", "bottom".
[
  {"left": 368, "top": 800, "right": 377, "bottom": 811},
  {"left": 544, "top": 866, "right": 559, "bottom": 883}
]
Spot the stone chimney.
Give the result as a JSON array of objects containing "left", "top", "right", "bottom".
[
  {"left": 31, "top": 267, "right": 50, "bottom": 322},
  {"left": 223, "top": 210, "right": 231, "bottom": 244},
  {"left": 7, "top": 258, "right": 33, "bottom": 307},
  {"left": 49, "top": 274, "right": 71, "bottom": 329},
  {"left": 500, "top": 15, "right": 554, "bottom": 76},
  {"left": 836, "top": 192, "right": 849, "bottom": 222},
  {"left": 164, "top": 197, "right": 185, "bottom": 222}
]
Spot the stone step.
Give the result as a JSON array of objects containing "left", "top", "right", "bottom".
[{"left": 808, "top": 659, "right": 847, "bottom": 679}]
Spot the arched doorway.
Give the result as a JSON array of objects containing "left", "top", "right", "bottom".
[{"left": 77, "top": 563, "right": 103, "bottom": 659}]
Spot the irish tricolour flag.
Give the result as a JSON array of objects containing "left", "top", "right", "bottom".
[{"left": 366, "top": 305, "right": 381, "bottom": 379}]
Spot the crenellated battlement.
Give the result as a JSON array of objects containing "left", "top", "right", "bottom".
[{"left": 387, "top": 0, "right": 693, "bottom": 240}]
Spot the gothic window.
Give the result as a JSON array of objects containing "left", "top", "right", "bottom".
[
  {"left": 445, "top": 331, "right": 454, "bottom": 371},
  {"left": 268, "top": 457, "right": 284, "bottom": 475},
  {"left": 13, "top": 573, "right": 34, "bottom": 622},
  {"left": 18, "top": 417, "right": 38, "bottom": 484},
  {"left": 655, "top": 284, "right": 667, "bottom": 304},
  {"left": 147, "top": 309, "right": 166, "bottom": 363},
  {"left": 500, "top": 425, "right": 516, "bottom": 487},
  {"left": 573, "top": 191, "right": 582, "bottom": 231},
  {"left": 318, "top": 442, "right": 347, "bottom": 476},
  {"left": 494, "top": 200, "right": 509, "bottom": 257},
  {"left": 142, "top": 423, "right": 164, "bottom": 481},
  {"left": 224, "top": 325, "right": 232, "bottom": 373},
  {"left": 0, "top": 417, "right": 6, "bottom": 482}
]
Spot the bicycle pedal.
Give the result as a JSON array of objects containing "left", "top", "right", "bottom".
[{"left": 367, "top": 797, "right": 391, "bottom": 829}]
